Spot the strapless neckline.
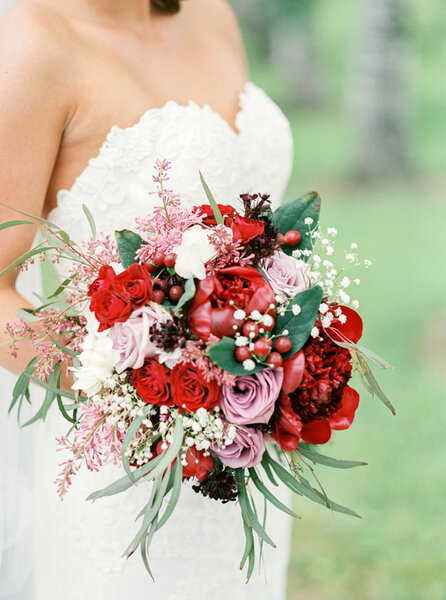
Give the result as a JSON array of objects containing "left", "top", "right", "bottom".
[{"left": 52, "top": 81, "right": 254, "bottom": 204}]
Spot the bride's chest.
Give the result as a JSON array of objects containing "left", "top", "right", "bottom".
[{"left": 49, "top": 83, "right": 294, "bottom": 241}]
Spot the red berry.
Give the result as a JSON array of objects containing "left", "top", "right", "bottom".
[
  {"left": 284, "top": 230, "right": 302, "bottom": 247},
  {"left": 277, "top": 233, "right": 285, "bottom": 246},
  {"left": 153, "top": 290, "right": 165, "bottom": 304},
  {"left": 243, "top": 321, "right": 260, "bottom": 338},
  {"left": 153, "top": 279, "right": 169, "bottom": 294},
  {"left": 267, "top": 352, "right": 283, "bottom": 369},
  {"left": 146, "top": 262, "right": 159, "bottom": 274},
  {"left": 253, "top": 339, "right": 271, "bottom": 358},
  {"left": 153, "top": 252, "right": 166, "bottom": 267},
  {"left": 275, "top": 336, "right": 292, "bottom": 354},
  {"left": 164, "top": 253, "right": 177, "bottom": 269},
  {"left": 169, "top": 285, "right": 184, "bottom": 302},
  {"left": 235, "top": 346, "right": 252, "bottom": 362}
]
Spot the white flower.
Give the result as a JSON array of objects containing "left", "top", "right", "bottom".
[
  {"left": 71, "top": 331, "right": 120, "bottom": 397},
  {"left": 262, "top": 314, "right": 274, "bottom": 327},
  {"left": 235, "top": 336, "right": 249, "bottom": 347},
  {"left": 304, "top": 217, "right": 314, "bottom": 225},
  {"left": 351, "top": 243, "right": 358, "bottom": 249},
  {"left": 322, "top": 315, "right": 333, "bottom": 328},
  {"left": 339, "top": 314, "right": 347, "bottom": 324},
  {"left": 250, "top": 310, "right": 262, "bottom": 321},
  {"left": 352, "top": 299, "right": 360, "bottom": 309},
  {"left": 346, "top": 253, "right": 356, "bottom": 263},
  {"left": 326, "top": 246, "right": 334, "bottom": 256},
  {"left": 339, "top": 290, "right": 350, "bottom": 304},
  {"left": 327, "top": 227, "right": 338, "bottom": 236},
  {"left": 364, "top": 259, "right": 372, "bottom": 268},
  {"left": 172, "top": 225, "right": 215, "bottom": 280},
  {"left": 157, "top": 346, "right": 183, "bottom": 369},
  {"left": 292, "top": 304, "right": 302, "bottom": 316},
  {"left": 243, "top": 359, "right": 256, "bottom": 371},
  {"left": 319, "top": 303, "right": 329, "bottom": 314},
  {"left": 353, "top": 279, "right": 361, "bottom": 286},
  {"left": 340, "top": 276, "right": 351, "bottom": 288},
  {"left": 233, "top": 309, "right": 246, "bottom": 321},
  {"left": 311, "top": 326, "right": 320, "bottom": 338}
]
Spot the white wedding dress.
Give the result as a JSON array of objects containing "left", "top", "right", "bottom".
[{"left": 1, "top": 81, "right": 295, "bottom": 599}]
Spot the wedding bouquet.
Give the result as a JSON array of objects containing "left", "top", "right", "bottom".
[{"left": 2, "top": 160, "right": 393, "bottom": 578}]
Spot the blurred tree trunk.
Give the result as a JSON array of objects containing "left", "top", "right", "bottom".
[{"left": 348, "top": 0, "right": 413, "bottom": 181}]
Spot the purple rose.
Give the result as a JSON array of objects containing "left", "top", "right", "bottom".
[
  {"left": 220, "top": 368, "right": 283, "bottom": 425},
  {"left": 109, "top": 305, "right": 168, "bottom": 373},
  {"left": 262, "top": 251, "right": 310, "bottom": 298},
  {"left": 212, "top": 427, "right": 265, "bottom": 469}
]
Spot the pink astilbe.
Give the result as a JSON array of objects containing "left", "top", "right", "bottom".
[
  {"left": 55, "top": 398, "right": 125, "bottom": 499},
  {"left": 206, "top": 225, "right": 254, "bottom": 274},
  {"left": 179, "top": 338, "right": 236, "bottom": 387},
  {"left": 136, "top": 160, "right": 204, "bottom": 262}
]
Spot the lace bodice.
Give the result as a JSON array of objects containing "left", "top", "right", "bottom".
[
  {"left": 31, "top": 81, "right": 294, "bottom": 600},
  {"left": 49, "top": 82, "right": 293, "bottom": 240}
]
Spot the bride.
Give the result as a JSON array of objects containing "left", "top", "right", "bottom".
[{"left": 0, "top": 1, "right": 294, "bottom": 598}]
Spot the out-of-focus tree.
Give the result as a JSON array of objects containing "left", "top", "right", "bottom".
[
  {"left": 348, "top": 0, "right": 413, "bottom": 181},
  {"left": 230, "top": 0, "right": 322, "bottom": 108}
]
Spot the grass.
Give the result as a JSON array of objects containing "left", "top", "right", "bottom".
[{"left": 284, "top": 188, "right": 446, "bottom": 600}]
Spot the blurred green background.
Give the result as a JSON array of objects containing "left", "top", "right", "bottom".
[{"left": 231, "top": 1, "right": 446, "bottom": 599}]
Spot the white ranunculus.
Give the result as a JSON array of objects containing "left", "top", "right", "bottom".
[
  {"left": 172, "top": 225, "right": 215, "bottom": 280},
  {"left": 71, "top": 331, "right": 120, "bottom": 397}
]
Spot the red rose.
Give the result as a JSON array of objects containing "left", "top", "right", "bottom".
[
  {"left": 182, "top": 448, "right": 216, "bottom": 482},
  {"left": 115, "top": 264, "right": 153, "bottom": 308},
  {"left": 132, "top": 358, "right": 171, "bottom": 405},
  {"left": 228, "top": 214, "right": 265, "bottom": 242},
  {"left": 170, "top": 363, "right": 220, "bottom": 412},
  {"left": 197, "top": 204, "right": 236, "bottom": 226},
  {"left": 188, "top": 266, "right": 276, "bottom": 340},
  {"left": 88, "top": 265, "right": 116, "bottom": 310},
  {"left": 91, "top": 287, "right": 132, "bottom": 332}
]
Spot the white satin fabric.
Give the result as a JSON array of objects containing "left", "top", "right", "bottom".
[{"left": 0, "top": 39, "right": 295, "bottom": 598}]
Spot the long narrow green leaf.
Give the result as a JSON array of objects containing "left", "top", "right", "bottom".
[
  {"left": 22, "top": 362, "right": 60, "bottom": 427},
  {"left": 47, "top": 335, "right": 78, "bottom": 358},
  {"left": 156, "top": 459, "right": 183, "bottom": 529},
  {"left": 237, "top": 470, "right": 276, "bottom": 548},
  {"left": 140, "top": 538, "right": 155, "bottom": 582},
  {"left": 121, "top": 405, "right": 152, "bottom": 483},
  {"left": 298, "top": 446, "right": 367, "bottom": 470},
  {"left": 9, "top": 357, "right": 38, "bottom": 415},
  {"left": 82, "top": 204, "right": 97, "bottom": 239},
  {"left": 0, "top": 219, "right": 35, "bottom": 231},
  {"left": 0, "top": 246, "right": 63, "bottom": 280},
  {"left": 25, "top": 372, "right": 76, "bottom": 400},
  {"left": 260, "top": 455, "right": 279, "bottom": 487},
  {"left": 249, "top": 468, "right": 299, "bottom": 518},
  {"left": 199, "top": 171, "right": 224, "bottom": 225}
]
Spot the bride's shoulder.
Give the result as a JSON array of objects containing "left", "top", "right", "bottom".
[{"left": 0, "top": 2, "right": 75, "bottom": 75}]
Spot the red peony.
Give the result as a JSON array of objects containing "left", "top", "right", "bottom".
[
  {"left": 132, "top": 358, "right": 171, "bottom": 405},
  {"left": 170, "top": 363, "right": 220, "bottom": 412},
  {"left": 182, "top": 448, "right": 216, "bottom": 482},
  {"left": 90, "top": 287, "right": 132, "bottom": 332},
  {"left": 273, "top": 393, "right": 302, "bottom": 452},
  {"left": 188, "top": 266, "right": 276, "bottom": 340},
  {"left": 197, "top": 204, "right": 236, "bottom": 226},
  {"left": 115, "top": 264, "right": 154, "bottom": 308}
]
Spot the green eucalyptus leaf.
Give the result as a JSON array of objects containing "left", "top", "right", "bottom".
[
  {"left": 274, "top": 286, "right": 323, "bottom": 358},
  {"left": 0, "top": 219, "right": 35, "bottom": 231},
  {"left": 273, "top": 192, "right": 321, "bottom": 257},
  {"left": 208, "top": 337, "right": 265, "bottom": 376},
  {"left": 82, "top": 204, "right": 97, "bottom": 239},
  {"left": 22, "top": 362, "right": 60, "bottom": 427},
  {"left": 249, "top": 468, "right": 299, "bottom": 518},
  {"left": 10, "top": 357, "right": 38, "bottom": 416},
  {"left": 115, "top": 230, "right": 143, "bottom": 269},
  {"left": 121, "top": 405, "right": 152, "bottom": 482}
]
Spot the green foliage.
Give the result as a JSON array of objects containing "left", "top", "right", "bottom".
[
  {"left": 199, "top": 171, "right": 224, "bottom": 225},
  {"left": 274, "top": 286, "right": 323, "bottom": 358},
  {"left": 115, "top": 229, "right": 143, "bottom": 269},
  {"left": 208, "top": 337, "right": 265, "bottom": 375},
  {"left": 273, "top": 192, "right": 321, "bottom": 256},
  {"left": 174, "top": 277, "right": 196, "bottom": 314}
]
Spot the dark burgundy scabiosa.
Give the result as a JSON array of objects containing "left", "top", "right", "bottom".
[
  {"left": 192, "top": 468, "right": 239, "bottom": 503},
  {"left": 239, "top": 193, "right": 280, "bottom": 261},
  {"left": 149, "top": 313, "right": 189, "bottom": 353}
]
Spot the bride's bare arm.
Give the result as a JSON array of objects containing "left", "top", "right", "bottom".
[{"left": 0, "top": 6, "right": 72, "bottom": 375}]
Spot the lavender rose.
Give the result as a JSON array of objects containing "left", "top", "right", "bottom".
[
  {"left": 109, "top": 304, "right": 169, "bottom": 373},
  {"left": 212, "top": 426, "right": 265, "bottom": 469},
  {"left": 262, "top": 251, "right": 310, "bottom": 298},
  {"left": 220, "top": 368, "right": 283, "bottom": 425}
]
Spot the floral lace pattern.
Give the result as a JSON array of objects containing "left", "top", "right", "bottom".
[{"left": 35, "top": 82, "right": 294, "bottom": 600}]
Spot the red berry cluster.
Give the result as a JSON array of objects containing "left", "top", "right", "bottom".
[
  {"left": 234, "top": 317, "right": 293, "bottom": 370},
  {"left": 146, "top": 252, "right": 184, "bottom": 304}
]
